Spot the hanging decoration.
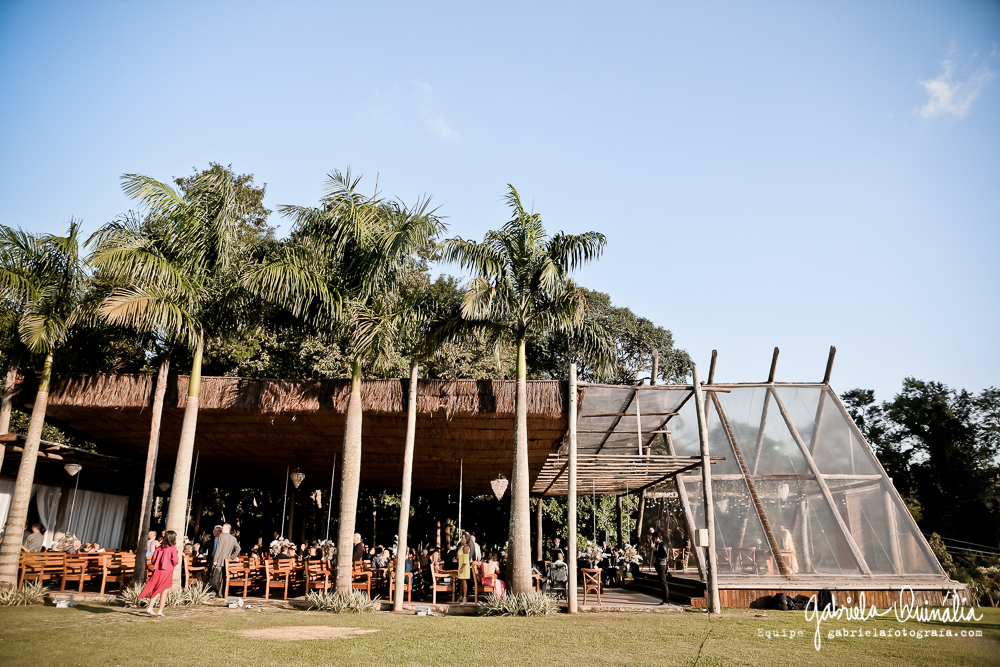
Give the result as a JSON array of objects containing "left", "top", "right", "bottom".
[
  {"left": 491, "top": 474, "right": 508, "bottom": 501},
  {"left": 290, "top": 468, "right": 306, "bottom": 489},
  {"left": 158, "top": 481, "right": 171, "bottom": 492},
  {"left": 778, "top": 483, "right": 790, "bottom": 502},
  {"left": 64, "top": 463, "right": 82, "bottom": 476}
]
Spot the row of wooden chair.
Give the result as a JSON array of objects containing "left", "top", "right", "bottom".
[
  {"left": 715, "top": 546, "right": 795, "bottom": 574},
  {"left": 18, "top": 551, "right": 136, "bottom": 594}
]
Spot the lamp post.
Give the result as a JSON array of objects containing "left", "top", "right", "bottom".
[
  {"left": 64, "top": 463, "right": 82, "bottom": 535},
  {"left": 372, "top": 507, "right": 377, "bottom": 548}
]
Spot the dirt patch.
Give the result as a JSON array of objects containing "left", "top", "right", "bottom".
[{"left": 238, "top": 626, "right": 379, "bottom": 640}]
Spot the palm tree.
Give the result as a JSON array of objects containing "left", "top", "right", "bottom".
[
  {"left": 438, "top": 185, "right": 614, "bottom": 594},
  {"left": 90, "top": 172, "right": 253, "bottom": 587},
  {"left": 250, "top": 170, "right": 444, "bottom": 592},
  {"left": 0, "top": 222, "right": 90, "bottom": 588}
]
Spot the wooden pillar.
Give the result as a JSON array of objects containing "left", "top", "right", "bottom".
[
  {"left": 393, "top": 361, "right": 419, "bottom": 611},
  {"left": 567, "top": 363, "right": 579, "bottom": 613},
  {"left": 692, "top": 366, "right": 721, "bottom": 614},
  {"left": 535, "top": 497, "right": 543, "bottom": 563},
  {"left": 635, "top": 490, "right": 646, "bottom": 544},
  {"left": 615, "top": 495, "right": 623, "bottom": 548},
  {"left": 288, "top": 488, "right": 296, "bottom": 545},
  {"left": 135, "top": 356, "right": 170, "bottom": 584},
  {"left": 444, "top": 516, "right": 452, "bottom": 551}
]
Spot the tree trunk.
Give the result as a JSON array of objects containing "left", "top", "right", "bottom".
[
  {"left": 335, "top": 358, "right": 363, "bottom": 593},
  {"left": 165, "top": 337, "right": 203, "bottom": 589},
  {"left": 0, "top": 352, "right": 53, "bottom": 588},
  {"left": 508, "top": 337, "right": 531, "bottom": 594},
  {"left": 134, "top": 354, "right": 170, "bottom": 585},
  {"left": 0, "top": 354, "right": 21, "bottom": 474},
  {"left": 394, "top": 360, "right": 419, "bottom": 611}
]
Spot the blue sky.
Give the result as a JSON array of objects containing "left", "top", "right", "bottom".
[{"left": 1, "top": 0, "right": 997, "bottom": 401}]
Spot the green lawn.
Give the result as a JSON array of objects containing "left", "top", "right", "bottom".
[{"left": 1, "top": 603, "right": 997, "bottom": 666}]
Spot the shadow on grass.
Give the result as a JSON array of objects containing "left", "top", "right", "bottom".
[{"left": 73, "top": 604, "right": 116, "bottom": 614}]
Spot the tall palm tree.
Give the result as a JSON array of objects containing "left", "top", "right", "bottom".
[
  {"left": 0, "top": 222, "right": 90, "bottom": 588},
  {"left": 91, "top": 172, "right": 252, "bottom": 587},
  {"left": 438, "top": 185, "right": 614, "bottom": 594},
  {"left": 250, "top": 170, "right": 444, "bottom": 592}
]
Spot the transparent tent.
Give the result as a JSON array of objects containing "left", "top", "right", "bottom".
[{"left": 534, "top": 379, "right": 950, "bottom": 587}]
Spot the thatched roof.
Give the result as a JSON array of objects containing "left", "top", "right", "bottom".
[{"left": 13, "top": 373, "right": 576, "bottom": 495}]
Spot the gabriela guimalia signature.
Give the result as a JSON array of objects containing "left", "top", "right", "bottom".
[{"left": 804, "top": 587, "right": 983, "bottom": 650}]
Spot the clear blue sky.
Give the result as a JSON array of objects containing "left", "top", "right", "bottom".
[{"left": 1, "top": 1, "right": 997, "bottom": 402}]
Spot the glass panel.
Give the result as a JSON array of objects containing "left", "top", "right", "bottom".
[
  {"left": 755, "top": 478, "right": 864, "bottom": 575},
  {"left": 806, "top": 390, "right": 881, "bottom": 476},
  {"left": 679, "top": 475, "right": 770, "bottom": 574},
  {"left": 669, "top": 395, "right": 742, "bottom": 475}
]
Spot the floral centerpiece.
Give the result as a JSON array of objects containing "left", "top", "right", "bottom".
[
  {"left": 621, "top": 544, "right": 642, "bottom": 565},
  {"left": 270, "top": 537, "right": 294, "bottom": 556},
  {"left": 586, "top": 544, "right": 605, "bottom": 565},
  {"left": 52, "top": 533, "right": 77, "bottom": 552}
]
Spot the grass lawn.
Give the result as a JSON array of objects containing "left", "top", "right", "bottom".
[{"left": 0, "top": 602, "right": 997, "bottom": 666}]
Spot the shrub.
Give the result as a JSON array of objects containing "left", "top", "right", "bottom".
[
  {"left": 477, "top": 592, "right": 558, "bottom": 617},
  {"left": 117, "top": 582, "right": 211, "bottom": 608},
  {"left": 181, "top": 581, "right": 216, "bottom": 606},
  {"left": 307, "top": 590, "right": 380, "bottom": 613},
  {"left": 0, "top": 582, "right": 48, "bottom": 606}
]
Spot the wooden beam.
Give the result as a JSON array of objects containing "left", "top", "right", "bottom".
[
  {"left": 708, "top": 350, "right": 718, "bottom": 385},
  {"left": 768, "top": 347, "right": 779, "bottom": 383},
  {"left": 692, "top": 366, "right": 721, "bottom": 614},
  {"left": 823, "top": 346, "right": 836, "bottom": 384}
]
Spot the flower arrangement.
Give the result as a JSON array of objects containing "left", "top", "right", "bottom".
[
  {"left": 621, "top": 544, "right": 642, "bottom": 565},
  {"left": 320, "top": 540, "right": 336, "bottom": 561},
  {"left": 586, "top": 543, "right": 605, "bottom": 564},
  {"left": 270, "top": 537, "right": 294, "bottom": 555},
  {"left": 52, "top": 533, "right": 77, "bottom": 552}
]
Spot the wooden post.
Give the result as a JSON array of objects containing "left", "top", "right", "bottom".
[
  {"left": 823, "top": 346, "right": 836, "bottom": 384},
  {"left": 535, "top": 496, "right": 543, "bottom": 563},
  {"left": 635, "top": 389, "right": 643, "bottom": 455},
  {"left": 666, "top": 432, "right": 706, "bottom": 579},
  {"left": 615, "top": 495, "right": 623, "bottom": 548},
  {"left": 767, "top": 347, "right": 779, "bottom": 383},
  {"left": 288, "top": 487, "right": 296, "bottom": 544},
  {"left": 567, "top": 363, "right": 579, "bottom": 613},
  {"left": 650, "top": 349, "right": 659, "bottom": 386},
  {"left": 707, "top": 350, "right": 717, "bottom": 385},
  {"left": 692, "top": 366, "right": 721, "bottom": 614},
  {"left": 135, "top": 356, "right": 170, "bottom": 584},
  {"left": 394, "top": 361, "right": 419, "bottom": 611},
  {"left": 635, "top": 490, "right": 646, "bottom": 546}
]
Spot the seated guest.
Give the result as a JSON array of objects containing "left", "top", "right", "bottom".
[
  {"left": 22, "top": 523, "right": 44, "bottom": 552},
  {"left": 68, "top": 539, "right": 82, "bottom": 554},
  {"left": 481, "top": 552, "right": 505, "bottom": 597},
  {"left": 372, "top": 546, "right": 388, "bottom": 569},
  {"left": 275, "top": 546, "right": 294, "bottom": 560}
]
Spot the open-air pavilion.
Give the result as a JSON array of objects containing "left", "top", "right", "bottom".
[{"left": 1, "top": 349, "right": 962, "bottom": 609}]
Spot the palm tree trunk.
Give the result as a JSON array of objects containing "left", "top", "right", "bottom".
[
  {"left": 0, "top": 353, "right": 21, "bottom": 475},
  {"left": 508, "top": 338, "right": 532, "bottom": 594},
  {"left": 0, "top": 352, "right": 53, "bottom": 588},
  {"left": 393, "top": 360, "right": 419, "bottom": 611},
  {"left": 335, "top": 358, "right": 363, "bottom": 593},
  {"left": 165, "top": 337, "right": 203, "bottom": 589},
  {"left": 134, "top": 354, "right": 171, "bottom": 585}
]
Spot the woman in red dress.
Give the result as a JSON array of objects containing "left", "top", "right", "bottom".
[{"left": 139, "top": 530, "right": 178, "bottom": 616}]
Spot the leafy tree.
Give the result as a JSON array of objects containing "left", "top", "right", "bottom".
[
  {"left": 527, "top": 287, "right": 690, "bottom": 383},
  {"left": 91, "top": 169, "right": 260, "bottom": 586},
  {"left": 0, "top": 222, "right": 91, "bottom": 587},
  {"left": 250, "top": 169, "right": 444, "bottom": 592},
  {"left": 438, "top": 184, "right": 615, "bottom": 594}
]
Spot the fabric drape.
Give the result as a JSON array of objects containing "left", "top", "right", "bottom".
[
  {"left": 33, "top": 484, "right": 62, "bottom": 548},
  {"left": 64, "top": 489, "right": 128, "bottom": 549},
  {"left": 0, "top": 478, "right": 14, "bottom": 528}
]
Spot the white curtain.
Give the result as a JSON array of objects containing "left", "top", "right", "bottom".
[
  {"left": 0, "top": 478, "right": 14, "bottom": 528},
  {"left": 33, "top": 484, "right": 62, "bottom": 548},
  {"left": 65, "top": 489, "right": 128, "bottom": 549}
]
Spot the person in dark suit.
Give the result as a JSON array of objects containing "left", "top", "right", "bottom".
[
  {"left": 653, "top": 532, "right": 670, "bottom": 605},
  {"left": 549, "top": 537, "right": 565, "bottom": 562},
  {"left": 352, "top": 533, "right": 364, "bottom": 563},
  {"left": 205, "top": 524, "right": 241, "bottom": 592}
]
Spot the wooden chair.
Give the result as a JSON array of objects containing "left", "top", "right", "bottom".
[
  {"left": 669, "top": 546, "right": 690, "bottom": 571},
  {"left": 305, "top": 560, "right": 332, "bottom": 594},
  {"left": 387, "top": 569, "right": 412, "bottom": 603},
  {"left": 351, "top": 562, "right": 372, "bottom": 597},
  {"left": 531, "top": 572, "right": 543, "bottom": 592},
  {"left": 736, "top": 547, "right": 757, "bottom": 574},
  {"left": 477, "top": 562, "right": 502, "bottom": 598},
  {"left": 581, "top": 568, "right": 602, "bottom": 605},
  {"left": 430, "top": 567, "right": 456, "bottom": 605},
  {"left": 61, "top": 554, "right": 103, "bottom": 592},
  {"left": 101, "top": 552, "right": 134, "bottom": 594},
  {"left": 224, "top": 558, "right": 252, "bottom": 598},
  {"left": 184, "top": 555, "right": 208, "bottom": 586},
  {"left": 715, "top": 547, "right": 734, "bottom": 573},
  {"left": 264, "top": 559, "right": 293, "bottom": 600},
  {"left": 20, "top": 552, "right": 64, "bottom": 589}
]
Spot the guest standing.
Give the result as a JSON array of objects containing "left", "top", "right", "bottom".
[
  {"left": 457, "top": 536, "right": 471, "bottom": 603},
  {"left": 140, "top": 530, "right": 178, "bottom": 616},
  {"left": 653, "top": 532, "right": 670, "bottom": 605},
  {"left": 205, "top": 524, "right": 241, "bottom": 592}
]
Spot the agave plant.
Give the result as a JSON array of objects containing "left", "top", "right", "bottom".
[
  {"left": 307, "top": 589, "right": 380, "bottom": 613},
  {"left": 0, "top": 583, "right": 47, "bottom": 607},
  {"left": 181, "top": 581, "right": 216, "bottom": 605},
  {"left": 477, "top": 592, "right": 557, "bottom": 617}
]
